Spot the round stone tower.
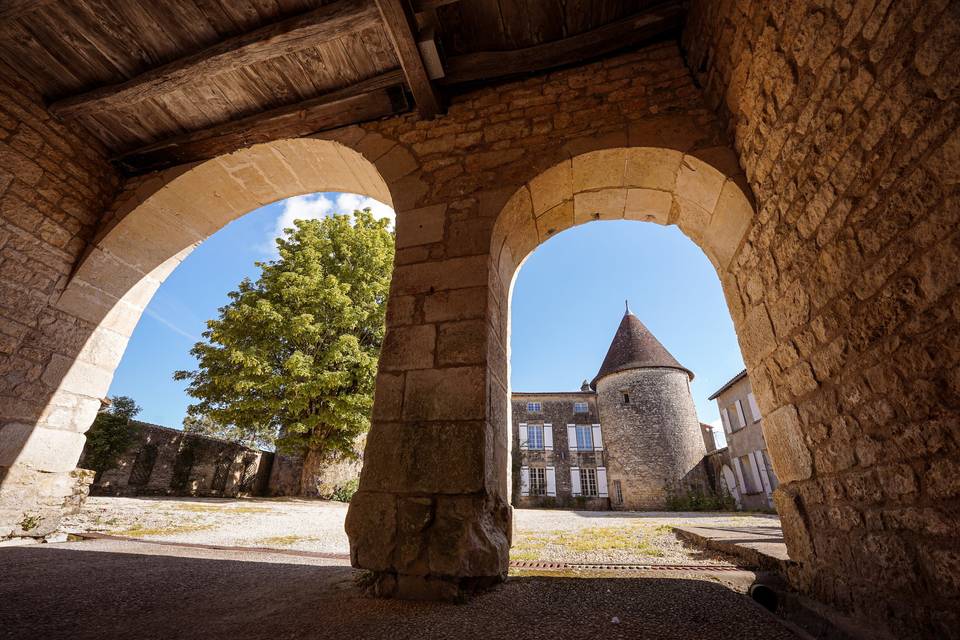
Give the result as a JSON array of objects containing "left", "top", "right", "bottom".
[{"left": 593, "top": 306, "right": 707, "bottom": 510}]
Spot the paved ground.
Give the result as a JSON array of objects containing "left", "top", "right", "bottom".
[
  {"left": 0, "top": 537, "right": 801, "bottom": 640},
  {"left": 674, "top": 523, "right": 790, "bottom": 569},
  {"left": 61, "top": 496, "right": 782, "bottom": 565}
]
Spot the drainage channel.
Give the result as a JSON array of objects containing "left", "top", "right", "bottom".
[
  {"left": 509, "top": 560, "right": 749, "bottom": 572},
  {"left": 74, "top": 534, "right": 749, "bottom": 572}
]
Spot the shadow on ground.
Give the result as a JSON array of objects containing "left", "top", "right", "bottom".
[{"left": 0, "top": 541, "right": 799, "bottom": 640}]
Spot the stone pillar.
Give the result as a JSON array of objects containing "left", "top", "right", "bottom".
[
  {"left": 345, "top": 249, "right": 512, "bottom": 600},
  {"left": 0, "top": 61, "right": 118, "bottom": 538}
]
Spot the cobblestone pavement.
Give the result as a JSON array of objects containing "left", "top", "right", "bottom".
[
  {"left": 0, "top": 537, "right": 800, "bottom": 640},
  {"left": 61, "top": 496, "right": 781, "bottom": 565}
]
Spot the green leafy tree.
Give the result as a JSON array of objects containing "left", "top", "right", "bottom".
[
  {"left": 182, "top": 414, "right": 274, "bottom": 451},
  {"left": 84, "top": 395, "right": 141, "bottom": 476},
  {"left": 174, "top": 209, "right": 394, "bottom": 463}
]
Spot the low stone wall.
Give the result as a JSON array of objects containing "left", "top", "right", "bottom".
[{"left": 81, "top": 421, "right": 273, "bottom": 498}]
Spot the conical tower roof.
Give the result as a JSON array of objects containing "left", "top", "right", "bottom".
[{"left": 591, "top": 305, "right": 693, "bottom": 388}]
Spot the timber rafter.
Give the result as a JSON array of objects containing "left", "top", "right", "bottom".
[{"left": 49, "top": 0, "right": 383, "bottom": 119}]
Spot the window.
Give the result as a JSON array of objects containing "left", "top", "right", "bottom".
[
  {"left": 580, "top": 468, "right": 598, "bottom": 496},
  {"left": 529, "top": 467, "right": 546, "bottom": 496},
  {"left": 575, "top": 425, "right": 593, "bottom": 450},
  {"left": 527, "top": 424, "right": 544, "bottom": 450},
  {"left": 527, "top": 401, "right": 542, "bottom": 412},
  {"left": 761, "top": 449, "right": 779, "bottom": 490},
  {"left": 727, "top": 401, "right": 745, "bottom": 431},
  {"left": 622, "top": 392, "right": 630, "bottom": 404},
  {"left": 738, "top": 455, "right": 759, "bottom": 493},
  {"left": 573, "top": 401, "right": 588, "bottom": 413},
  {"left": 734, "top": 399, "right": 747, "bottom": 430},
  {"left": 613, "top": 480, "right": 623, "bottom": 504},
  {"left": 747, "top": 392, "right": 762, "bottom": 422}
]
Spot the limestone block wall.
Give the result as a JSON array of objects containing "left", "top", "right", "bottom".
[
  {"left": 79, "top": 422, "right": 273, "bottom": 498},
  {"left": 596, "top": 368, "right": 708, "bottom": 509},
  {"left": 684, "top": 1, "right": 960, "bottom": 635},
  {"left": 0, "top": 61, "right": 118, "bottom": 537}
]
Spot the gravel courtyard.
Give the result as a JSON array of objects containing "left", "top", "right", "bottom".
[{"left": 61, "top": 496, "right": 779, "bottom": 565}]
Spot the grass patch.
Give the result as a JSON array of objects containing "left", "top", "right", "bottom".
[
  {"left": 118, "top": 523, "right": 214, "bottom": 537},
  {"left": 166, "top": 504, "right": 271, "bottom": 514},
  {"left": 257, "top": 535, "right": 323, "bottom": 547},
  {"left": 512, "top": 525, "right": 664, "bottom": 559}
]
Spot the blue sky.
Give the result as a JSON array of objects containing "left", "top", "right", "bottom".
[{"left": 108, "top": 193, "right": 741, "bottom": 446}]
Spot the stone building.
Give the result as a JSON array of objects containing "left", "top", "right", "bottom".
[
  {"left": 0, "top": 1, "right": 957, "bottom": 634},
  {"left": 709, "top": 369, "right": 779, "bottom": 510},
  {"left": 513, "top": 307, "right": 708, "bottom": 510}
]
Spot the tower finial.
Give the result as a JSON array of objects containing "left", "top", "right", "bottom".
[{"left": 625, "top": 299, "right": 630, "bottom": 315}]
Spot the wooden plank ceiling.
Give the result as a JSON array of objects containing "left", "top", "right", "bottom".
[{"left": 0, "top": 0, "right": 684, "bottom": 174}]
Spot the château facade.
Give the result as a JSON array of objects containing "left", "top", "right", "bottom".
[{"left": 512, "top": 307, "right": 709, "bottom": 510}]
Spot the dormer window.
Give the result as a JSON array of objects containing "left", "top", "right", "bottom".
[{"left": 527, "top": 401, "right": 542, "bottom": 412}]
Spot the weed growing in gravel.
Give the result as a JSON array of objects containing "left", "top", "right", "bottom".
[
  {"left": 168, "top": 504, "right": 271, "bottom": 514},
  {"left": 511, "top": 526, "right": 665, "bottom": 560},
  {"left": 258, "top": 535, "right": 323, "bottom": 547},
  {"left": 118, "top": 523, "right": 214, "bottom": 537}
]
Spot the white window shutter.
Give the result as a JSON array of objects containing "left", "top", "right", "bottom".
[
  {"left": 592, "top": 424, "right": 603, "bottom": 451},
  {"left": 519, "top": 423, "right": 528, "bottom": 450},
  {"left": 570, "top": 466, "right": 581, "bottom": 496},
  {"left": 748, "top": 392, "right": 762, "bottom": 421},
  {"left": 543, "top": 424, "right": 553, "bottom": 450},
  {"left": 597, "top": 467, "right": 608, "bottom": 497},
  {"left": 751, "top": 451, "right": 771, "bottom": 495},
  {"left": 567, "top": 425, "right": 577, "bottom": 452},
  {"left": 735, "top": 399, "right": 747, "bottom": 428},
  {"left": 732, "top": 457, "right": 746, "bottom": 493},
  {"left": 520, "top": 466, "right": 530, "bottom": 496},
  {"left": 720, "top": 408, "right": 731, "bottom": 435},
  {"left": 545, "top": 466, "right": 556, "bottom": 497}
]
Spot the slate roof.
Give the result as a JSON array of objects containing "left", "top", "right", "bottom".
[{"left": 591, "top": 311, "right": 694, "bottom": 387}]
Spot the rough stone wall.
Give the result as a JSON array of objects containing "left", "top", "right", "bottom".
[
  {"left": 79, "top": 422, "right": 273, "bottom": 498},
  {"left": 0, "top": 61, "right": 118, "bottom": 537},
  {"left": 596, "top": 368, "right": 708, "bottom": 509},
  {"left": 510, "top": 393, "right": 609, "bottom": 510},
  {"left": 684, "top": 1, "right": 960, "bottom": 636}
]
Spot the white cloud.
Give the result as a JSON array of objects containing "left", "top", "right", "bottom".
[{"left": 261, "top": 192, "right": 395, "bottom": 255}]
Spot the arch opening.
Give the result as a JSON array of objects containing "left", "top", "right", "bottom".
[
  {"left": 488, "top": 146, "right": 761, "bottom": 516},
  {"left": 2, "top": 137, "right": 395, "bottom": 536}
]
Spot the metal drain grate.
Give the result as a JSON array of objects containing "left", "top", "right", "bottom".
[{"left": 509, "top": 560, "right": 747, "bottom": 572}]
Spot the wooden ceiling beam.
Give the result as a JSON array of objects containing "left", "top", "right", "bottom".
[
  {"left": 0, "top": 0, "right": 54, "bottom": 23},
  {"left": 113, "top": 70, "right": 408, "bottom": 175},
  {"left": 49, "top": 0, "right": 383, "bottom": 120},
  {"left": 374, "top": 0, "right": 441, "bottom": 118},
  {"left": 439, "top": 2, "right": 685, "bottom": 85},
  {"left": 411, "top": 0, "right": 459, "bottom": 12}
]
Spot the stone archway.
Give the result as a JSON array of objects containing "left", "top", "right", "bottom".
[
  {"left": 0, "top": 136, "right": 397, "bottom": 536},
  {"left": 346, "top": 144, "right": 759, "bottom": 599},
  {"left": 487, "top": 145, "right": 757, "bottom": 519}
]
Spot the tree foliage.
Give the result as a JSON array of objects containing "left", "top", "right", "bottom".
[
  {"left": 174, "top": 209, "right": 394, "bottom": 459},
  {"left": 182, "top": 414, "right": 275, "bottom": 451},
  {"left": 84, "top": 395, "right": 141, "bottom": 474}
]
